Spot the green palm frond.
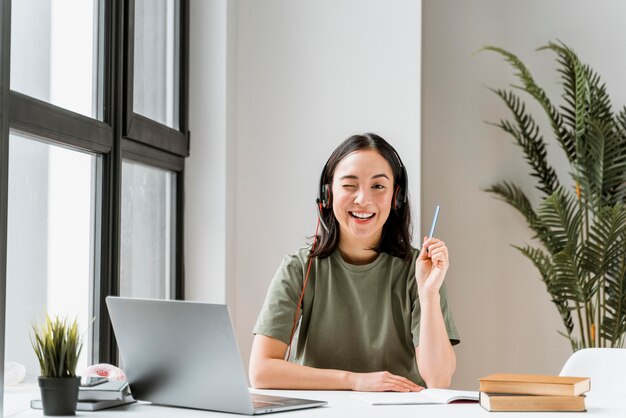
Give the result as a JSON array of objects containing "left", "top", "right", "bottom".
[
  {"left": 536, "top": 187, "right": 581, "bottom": 255},
  {"left": 515, "top": 245, "right": 575, "bottom": 335},
  {"left": 576, "top": 112, "right": 626, "bottom": 208},
  {"left": 613, "top": 107, "right": 626, "bottom": 203},
  {"left": 543, "top": 42, "right": 626, "bottom": 207},
  {"left": 540, "top": 42, "right": 587, "bottom": 149},
  {"left": 584, "top": 63, "right": 613, "bottom": 123},
  {"left": 483, "top": 45, "right": 575, "bottom": 162},
  {"left": 616, "top": 107, "right": 626, "bottom": 138},
  {"left": 583, "top": 66, "right": 626, "bottom": 206},
  {"left": 551, "top": 250, "right": 588, "bottom": 303},
  {"left": 484, "top": 42, "right": 626, "bottom": 350},
  {"left": 587, "top": 205, "right": 626, "bottom": 345},
  {"left": 581, "top": 206, "right": 626, "bottom": 278},
  {"left": 602, "top": 266, "right": 626, "bottom": 345},
  {"left": 489, "top": 88, "right": 560, "bottom": 196},
  {"left": 484, "top": 181, "right": 547, "bottom": 238}
]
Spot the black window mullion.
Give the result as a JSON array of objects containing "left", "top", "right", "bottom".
[
  {"left": 175, "top": 169, "right": 185, "bottom": 299},
  {"left": 126, "top": 113, "right": 188, "bottom": 156},
  {"left": 9, "top": 91, "right": 113, "bottom": 154},
  {"left": 123, "top": 0, "right": 134, "bottom": 138},
  {"left": 98, "top": 0, "right": 123, "bottom": 366},
  {"left": 122, "top": 137, "right": 184, "bottom": 172},
  {"left": 180, "top": 0, "right": 190, "bottom": 152},
  {"left": 99, "top": 150, "right": 120, "bottom": 365},
  {"left": 0, "top": 0, "right": 12, "bottom": 412}
]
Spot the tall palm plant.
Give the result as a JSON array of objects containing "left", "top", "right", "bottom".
[{"left": 484, "top": 42, "right": 626, "bottom": 350}]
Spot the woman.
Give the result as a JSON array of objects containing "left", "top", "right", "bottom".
[{"left": 249, "top": 133, "right": 458, "bottom": 392}]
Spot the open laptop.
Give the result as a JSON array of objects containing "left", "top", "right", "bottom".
[{"left": 106, "top": 296, "right": 327, "bottom": 414}]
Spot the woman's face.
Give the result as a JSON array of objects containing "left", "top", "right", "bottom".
[{"left": 331, "top": 149, "right": 395, "bottom": 248}]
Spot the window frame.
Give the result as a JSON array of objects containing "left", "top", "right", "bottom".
[
  {"left": 123, "top": 0, "right": 190, "bottom": 157},
  {"left": 0, "top": 1, "right": 190, "bottom": 403},
  {"left": 0, "top": 0, "right": 12, "bottom": 410}
]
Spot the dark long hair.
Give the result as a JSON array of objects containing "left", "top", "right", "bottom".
[{"left": 309, "top": 133, "right": 412, "bottom": 261}]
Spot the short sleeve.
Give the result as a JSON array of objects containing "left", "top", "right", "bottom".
[
  {"left": 410, "top": 281, "right": 460, "bottom": 348},
  {"left": 253, "top": 253, "right": 306, "bottom": 345}
]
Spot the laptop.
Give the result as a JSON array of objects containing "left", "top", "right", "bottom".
[{"left": 106, "top": 296, "right": 327, "bottom": 414}]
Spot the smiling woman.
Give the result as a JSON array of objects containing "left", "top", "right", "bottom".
[{"left": 249, "top": 133, "right": 460, "bottom": 392}]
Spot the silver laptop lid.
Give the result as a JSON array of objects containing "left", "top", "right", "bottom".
[{"left": 106, "top": 297, "right": 255, "bottom": 414}]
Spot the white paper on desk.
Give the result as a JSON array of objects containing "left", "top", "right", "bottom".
[{"left": 352, "top": 389, "right": 479, "bottom": 405}]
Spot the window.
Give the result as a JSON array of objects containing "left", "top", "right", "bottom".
[
  {"left": 133, "top": 0, "right": 180, "bottom": 129},
  {"left": 120, "top": 161, "right": 177, "bottom": 299},
  {"left": 5, "top": 132, "right": 100, "bottom": 381},
  {"left": 10, "top": 0, "right": 103, "bottom": 119},
  {"left": 0, "top": 0, "right": 189, "bottom": 414}
]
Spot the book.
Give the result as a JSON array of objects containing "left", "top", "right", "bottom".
[
  {"left": 352, "top": 388, "right": 479, "bottom": 405},
  {"left": 479, "top": 374, "right": 590, "bottom": 397},
  {"left": 479, "top": 392, "right": 586, "bottom": 412},
  {"left": 78, "top": 380, "right": 130, "bottom": 401},
  {"left": 31, "top": 395, "right": 136, "bottom": 411}
]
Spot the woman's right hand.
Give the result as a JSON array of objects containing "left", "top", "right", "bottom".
[{"left": 348, "top": 371, "right": 423, "bottom": 392}]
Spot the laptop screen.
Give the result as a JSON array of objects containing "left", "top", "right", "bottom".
[{"left": 106, "top": 297, "right": 255, "bottom": 414}]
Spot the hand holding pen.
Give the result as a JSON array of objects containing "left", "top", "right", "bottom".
[{"left": 416, "top": 205, "right": 449, "bottom": 296}]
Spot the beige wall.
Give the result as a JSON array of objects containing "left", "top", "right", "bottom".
[{"left": 422, "top": 0, "right": 626, "bottom": 389}]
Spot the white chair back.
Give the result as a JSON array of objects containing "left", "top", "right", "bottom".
[{"left": 559, "top": 348, "right": 626, "bottom": 395}]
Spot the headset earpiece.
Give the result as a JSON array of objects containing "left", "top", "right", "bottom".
[
  {"left": 393, "top": 184, "right": 406, "bottom": 210},
  {"left": 392, "top": 164, "right": 408, "bottom": 210},
  {"left": 320, "top": 183, "right": 332, "bottom": 209}
]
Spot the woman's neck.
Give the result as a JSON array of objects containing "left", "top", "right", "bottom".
[{"left": 338, "top": 235, "right": 381, "bottom": 265}]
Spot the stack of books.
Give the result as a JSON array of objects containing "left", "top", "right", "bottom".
[
  {"left": 31, "top": 379, "right": 136, "bottom": 411},
  {"left": 478, "top": 374, "right": 590, "bottom": 412}
]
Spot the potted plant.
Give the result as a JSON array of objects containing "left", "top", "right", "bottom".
[
  {"left": 31, "top": 315, "right": 83, "bottom": 416},
  {"left": 484, "top": 42, "right": 626, "bottom": 350}
]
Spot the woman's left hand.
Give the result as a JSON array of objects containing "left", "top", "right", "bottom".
[{"left": 415, "top": 237, "right": 449, "bottom": 296}]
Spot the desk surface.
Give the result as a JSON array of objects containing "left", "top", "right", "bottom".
[{"left": 5, "top": 387, "right": 625, "bottom": 418}]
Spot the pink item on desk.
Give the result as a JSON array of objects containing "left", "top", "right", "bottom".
[{"left": 85, "top": 363, "right": 127, "bottom": 381}]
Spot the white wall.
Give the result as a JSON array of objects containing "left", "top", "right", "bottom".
[
  {"left": 187, "top": 0, "right": 422, "bottom": 375},
  {"left": 186, "top": 0, "right": 230, "bottom": 304},
  {"left": 422, "top": 0, "right": 626, "bottom": 389}
]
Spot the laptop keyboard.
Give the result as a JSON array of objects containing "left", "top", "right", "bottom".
[{"left": 253, "top": 400, "right": 286, "bottom": 408}]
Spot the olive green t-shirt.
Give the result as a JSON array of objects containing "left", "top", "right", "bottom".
[{"left": 253, "top": 247, "right": 459, "bottom": 386}]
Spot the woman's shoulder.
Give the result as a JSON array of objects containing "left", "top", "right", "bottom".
[
  {"left": 283, "top": 246, "right": 312, "bottom": 265},
  {"left": 274, "top": 246, "right": 316, "bottom": 276}
]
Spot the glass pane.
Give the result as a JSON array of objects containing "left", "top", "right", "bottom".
[
  {"left": 133, "top": 0, "right": 180, "bottom": 129},
  {"left": 120, "top": 161, "right": 176, "bottom": 299},
  {"left": 4, "top": 132, "right": 100, "bottom": 395},
  {"left": 10, "top": 0, "right": 102, "bottom": 119}
]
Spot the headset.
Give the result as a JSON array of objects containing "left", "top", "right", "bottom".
[{"left": 285, "top": 147, "right": 408, "bottom": 360}]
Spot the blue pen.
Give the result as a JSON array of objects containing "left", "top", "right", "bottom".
[{"left": 428, "top": 205, "right": 440, "bottom": 238}]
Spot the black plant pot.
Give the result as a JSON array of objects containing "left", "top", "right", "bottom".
[{"left": 38, "top": 376, "right": 80, "bottom": 416}]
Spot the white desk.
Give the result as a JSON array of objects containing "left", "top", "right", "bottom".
[{"left": 5, "top": 387, "right": 625, "bottom": 418}]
